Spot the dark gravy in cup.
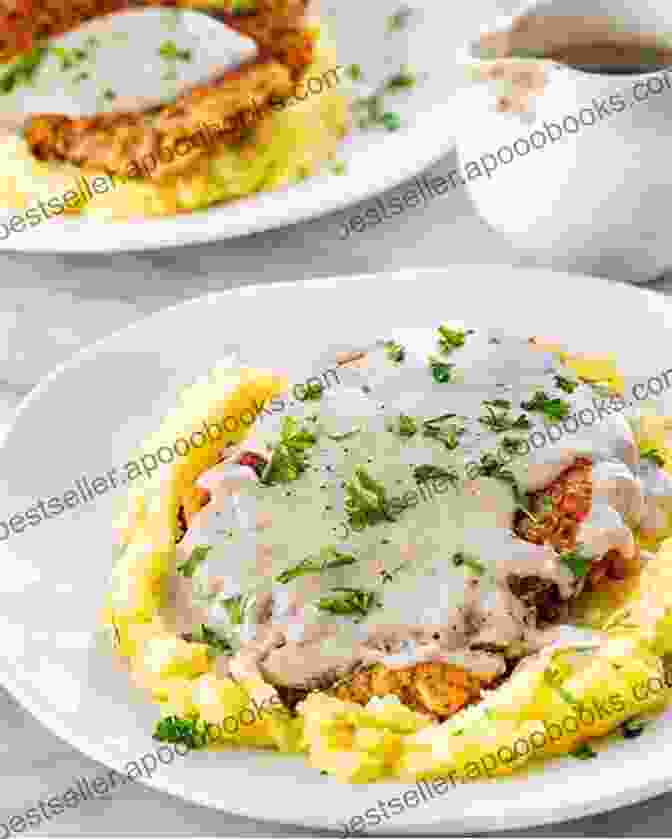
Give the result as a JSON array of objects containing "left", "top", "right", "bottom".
[{"left": 480, "top": 15, "right": 672, "bottom": 75}]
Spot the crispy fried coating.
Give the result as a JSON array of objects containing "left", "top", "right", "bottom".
[{"left": 332, "top": 662, "right": 483, "bottom": 720}]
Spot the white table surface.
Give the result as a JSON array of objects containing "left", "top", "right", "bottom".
[{"left": 2, "top": 144, "right": 672, "bottom": 837}]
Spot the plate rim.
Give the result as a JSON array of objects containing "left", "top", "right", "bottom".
[{"left": 0, "top": 108, "right": 455, "bottom": 254}]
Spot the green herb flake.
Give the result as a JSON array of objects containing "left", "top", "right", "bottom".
[
  {"left": 347, "top": 64, "right": 363, "bottom": 81},
  {"left": 570, "top": 742, "right": 597, "bottom": 760},
  {"left": 276, "top": 547, "right": 357, "bottom": 584},
  {"left": 331, "top": 160, "right": 347, "bottom": 176},
  {"left": 437, "top": 324, "right": 473, "bottom": 353},
  {"left": 558, "top": 543, "right": 593, "bottom": 579},
  {"left": 413, "top": 464, "right": 460, "bottom": 488},
  {"left": 0, "top": 45, "right": 48, "bottom": 95},
  {"left": 158, "top": 40, "right": 192, "bottom": 62},
  {"left": 154, "top": 715, "right": 209, "bottom": 749},
  {"left": 387, "top": 413, "right": 418, "bottom": 438},
  {"left": 260, "top": 416, "right": 317, "bottom": 485},
  {"left": 479, "top": 402, "right": 531, "bottom": 433},
  {"left": 500, "top": 436, "right": 525, "bottom": 454},
  {"left": 231, "top": 0, "right": 257, "bottom": 15},
  {"left": 190, "top": 623, "right": 233, "bottom": 655},
  {"left": 103, "top": 88, "right": 117, "bottom": 101},
  {"left": 384, "top": 339, "right": 406, "bottom": 363},
  {"left": 521, "top": 391, "right": 570, "bottom": 420},
  {"left": 621, "top": 717, "right": 648, "bottom": 739},
  {"left": 344, "top": 467, "right": 396, "bottom": 529},
  {"left": 451, "top": 552, "right": 485, "bottom": 575},
  {"left": 381, "top": 111, "right": 401, "bottom": 131},
  {"left": 384, "top": 68, "right": 416, "bottom": 91},
  {"left": 554, "top": 374, "right": 579, "bottom": 394},
  {"left": 428, "top": 356, "right": 455, "bottom": 384},
  {"left": 387, "top": 5, "right": 413, "bottom": 32},
  {"left": 474, "top": 452, "right": 528, "bottom": 507},
  {"left": 317, "top": 587, "right": 381, "bottom": 617},
  {"left": 422, "top": 414, "right": 464, "bottom": 450},
  {"left": 297, "top": 380, "right": 324, "bottom": 401},
  {"left": 640, "top": 446, "right": 666, "bottom": 468},
  {"left": 177, "top": 545, "right": 212, "bottom": 578}
]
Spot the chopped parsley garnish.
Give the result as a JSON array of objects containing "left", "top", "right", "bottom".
[
  {"left": 428, "top": 356, "right": 455, "bottom": 384},
  {"left": 387, "top": 5, "right": 414, "bottom": 31},
  {"left": 50, "top": 37, "right": 99, "bottom": 73},
  {"left": 554, "top": 374, "right": 579, "bottom": 394},
  {"left": 260, "top": 417, "right": 317, "bottom": 485},
  {"left": 384, "top": 68, "right": 417, "bottom": 91},
  {"left": 154, "top": 715, "right": 209, "bottom": 749},
  {"left": 347, "top": 64, "right": 363, "bottom": 81},
  {"left": 231, "top": 0, "right": 257, "bottom": 14},
  {"left": 384, "top": 339, "right": 406, "bottom": 363},
  {"left": 390, "top": 412, "right": 463, "bottom": 448},
  {"left": 73, "top": 71, "right": 90, "bottom": 83},
  {"left": 539, "top": 494, "right": 553, "bottom": 513},
  {"left": 413, "top": 464, "right": 460, "bottom": 487},
  {"left": 640, "top": 446, "right": 666, "bottom": 467},
  {"left": 103, "top": 88, "right": 117, "bottom": 101},
  {"left": 479, "top": 402, "right": 531, "bottom": 433},
  {"left": 474, "top": 452, "right": 528, "bottom": 507},
  {"left": 51, "top": 46, "right": 86, "bottom": 71},
  {"left": 190, "top": 623, "right": 233, "bottom": 655},
  {"left": 177, "top": 545, "right": 211, "bottom": 578},
  {"left": 276, "top": 547, "right": 357, "bottom": 584},
  {"left": 381, "top": 111, "right": 401, "bottom": 131},
  {"left": 379, "top": 562, "right": 407, "bottom": 584},
  {"left": 387, "top": 413, "right": 418, "bottom": 438},
  {"left": 353, "top": 65, "right": 417, "bottom": 131},
  {"left": 345, "top": 467, "right": 397, "bottom": 528},
  {"left": 0, "top": 45, "right": 48, "bottom": 94},
  {"left": 558, "top": 543, "right": 593, "bottom": 579},
  {"left": 437, "top": 325, "right": 473, "bottom": 353},
  {"left": 331, "top": 160, "right": 347, "bottom": 176},
  {"left": 158, "top": 40, "right": 192, "bottom": 62},
  {"left": 451, "top": 552, "right": 485, "bottom": 575},
  {"left": 352, "top": 94, "right": 384, "bottom": 130},
  {"left": 422, "top": 414, "right": 465, "bottom": 450},
  {"left": 317, "top": 587, "right": 381, "bottom": 617},
  {"left": 621, "top": 717, "right": 648, "bottom": 739},
  {"left": 220, "top": 593, "right": 251, "bottom": 626},
  {"left": 570, "top": 742, "right": 597, "bottom": 760},
  {"left": 500, "top": 436, "right": 526, "bottom": 454},
  {"left": 521, "top": 391, "right": 570, "bottom": 420},
  {"left": 297, "top": 380, "right": 324, "bottom": 401}
]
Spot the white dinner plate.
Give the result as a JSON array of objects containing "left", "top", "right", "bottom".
[
  {"left": 1, "top": 265, "right": 672, "bottom": 834},
  {"left": 0, "top": 0, "right": 509, "bottom": 253}
]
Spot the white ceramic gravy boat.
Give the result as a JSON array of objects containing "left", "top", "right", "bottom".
[{"left": 453, "top": 0, "right": 672, "bottom": 282}]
